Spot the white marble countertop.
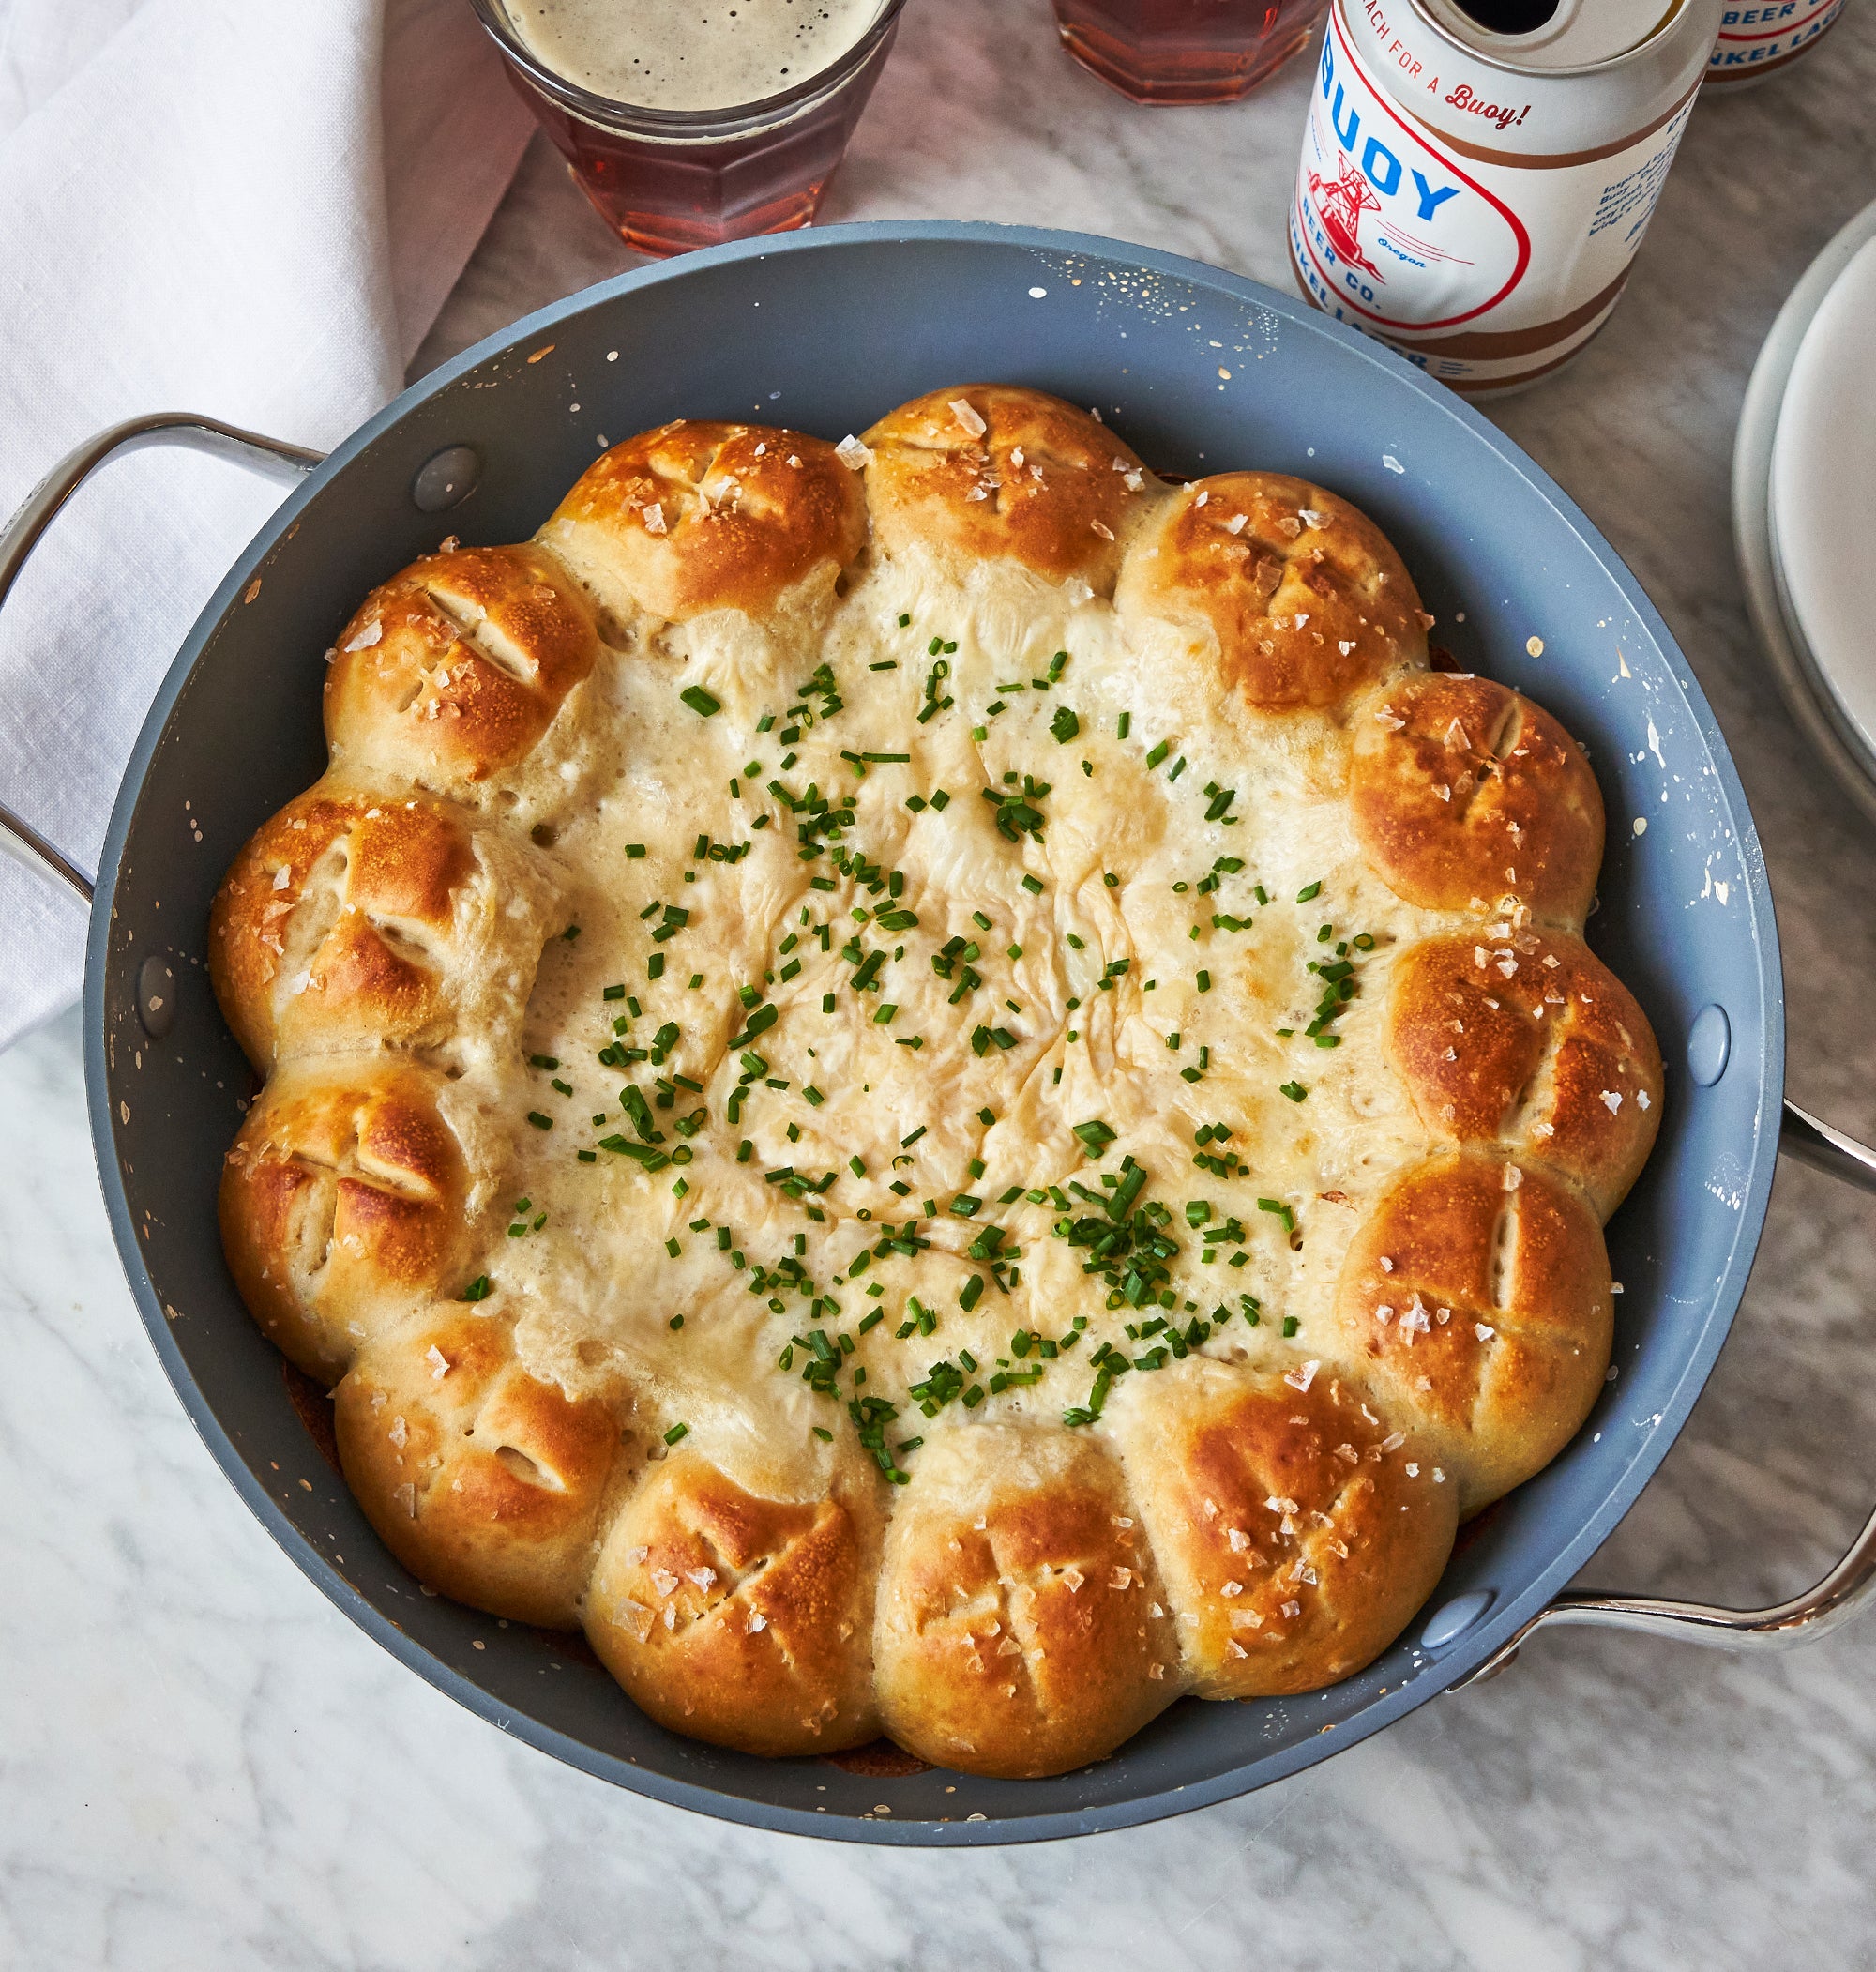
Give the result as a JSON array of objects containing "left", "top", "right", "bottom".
[{"left": 8, "top": 4, "right": 1876, "bottom": 1965}]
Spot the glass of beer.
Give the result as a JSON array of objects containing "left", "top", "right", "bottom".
[
  {"left": 471, "top": 0, "right": 907, "bottom": 258},
  {"left": 1053, "top": 0, "right": 1328, "bottom": 103}
]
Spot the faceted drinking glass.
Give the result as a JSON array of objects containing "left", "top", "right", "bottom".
[{"left": 471, "top": 0, "right": 907, "bottom": 258}]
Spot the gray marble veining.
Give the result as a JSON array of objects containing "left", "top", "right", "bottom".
[{"left": 8, "top": 3, "right": 1876, "bottom": 1965}]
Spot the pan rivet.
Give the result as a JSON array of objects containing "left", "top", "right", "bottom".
[
  {"left": 137, "top": 955, "right": 176, "bottom": 1039},
  {"left": 1687, "top": 1004, "right": 1731, "bottom": 1087},
  {"left": 411, "top": 445, "right": 481, "bottom": 514},
  {"left": 1420, "top": 1588, "right": 1494, "bottom": 1651}
]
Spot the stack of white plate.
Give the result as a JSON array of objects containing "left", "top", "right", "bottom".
[{"left": 1736, "top": 198, "right": 1876, "bottom": 826}]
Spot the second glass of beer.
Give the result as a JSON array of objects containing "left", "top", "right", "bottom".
[
  {"left": 472, "top": 0, "right": 906, "bottom": 258},
  {"left": 1054, "top": 0, "right": 1328, "bottom": 104}
]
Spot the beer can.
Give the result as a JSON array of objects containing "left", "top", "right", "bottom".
[
  {"left": 1705, "top": 0, "right": 1844, "bottom": 88},
  {"left": 1289, "top": 0, "right": 1721, "bottom": 394}
]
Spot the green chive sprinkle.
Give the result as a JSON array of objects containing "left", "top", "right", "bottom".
[{"left": 680, "top": 687, "right": 721, "bottom": 718}]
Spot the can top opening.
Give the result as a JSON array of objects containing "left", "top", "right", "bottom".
[{"left": 1421, "top": 0, "right": 1687, "bottom": 68}]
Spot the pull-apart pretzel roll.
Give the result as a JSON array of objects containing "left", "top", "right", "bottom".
[
  {"left": 863, "top": 385, "right": 1156, "bottom": 591},
  {"left": 210, "top": 780, "right": 563, "bottom": 1070},
  {"left": 1116, "top": 472, "right": 1430, "bottom": 711},
  {"left": 324, "top": 543, "right": 600, "bottom": 801},
  {"left": 335, "top": 1304, "right": 624, "bottom": 1629},
  {"left": 584, "top": 1444, "right": 881, "bottom": 1756},
  {"left": 219, "top": 1060, "right": 475, "bottom": 1382},
  {"left": 873, "top": 1426, "right": 1176, "bottom": 1778},
  {"left": 542, "top": 422, "right": 868, "bottom": 631}
]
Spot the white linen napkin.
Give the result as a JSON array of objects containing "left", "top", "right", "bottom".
[{"left": 0, "top": 0, "right": 532, "bottom": 1051}]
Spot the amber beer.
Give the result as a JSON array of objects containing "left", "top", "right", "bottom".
[
  {"left": 1053, "top": 0, "right": 1329, "bottom": 103},
  {"left": 1290, "top": 0, "right": 1721, "bottom": 393}
]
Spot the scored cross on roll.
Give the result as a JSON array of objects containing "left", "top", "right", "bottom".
[{"left": 209, "top": 385, "right": 1661, "bottom": 1779}]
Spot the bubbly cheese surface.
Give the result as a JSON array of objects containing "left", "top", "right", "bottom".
[{"left": 491, "top": 545, "right": 1446, "bottom": 1476}]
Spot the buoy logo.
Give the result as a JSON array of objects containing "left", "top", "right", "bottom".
[{"left": 1308, "top": 154, "right": 1384, "bottom": 283}]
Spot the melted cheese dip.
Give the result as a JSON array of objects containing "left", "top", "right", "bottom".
[{"left": 483, "top": 538, "right": 1454, "bottom": 1478}]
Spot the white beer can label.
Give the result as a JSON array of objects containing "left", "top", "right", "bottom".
[
  {"left": 1709, "top": 0, "right": 1843, "bottom": 82},
  {"left": 1290, "top": 5, "right": 1699, "bottom": 390}
]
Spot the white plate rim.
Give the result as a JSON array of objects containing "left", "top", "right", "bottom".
[{"left": 1732, "top": 194, "right": 1876, "bottom": 827}]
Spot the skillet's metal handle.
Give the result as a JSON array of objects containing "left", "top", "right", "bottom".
[
  {"left": 1457, "top": 1098, "right": 1876, "bottom": 1685},
  {"left": 0, "top": 414, "right": 325, "bottom": 907}
]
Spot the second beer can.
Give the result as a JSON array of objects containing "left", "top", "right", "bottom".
[
  {"left": 1289, "top": 1, "right": 1721, "bottom": 394},
  {"left": 1705, "top": 0, "right": 1845, "bottom": 88}
]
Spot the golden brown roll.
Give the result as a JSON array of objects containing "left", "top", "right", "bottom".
[
  {"left": 324, "top": 543, "right": 600, "bottom": 794},
  {"left": 208, "top": 778, "right": 563, "bottom": 1071},
  {"left": 1387, "top": 929, "right": 1663, "bottom": 1215},
  {"left": 861, "top": 385, "right": 1155, "bottom": 591},
  {"left": 542, "top": 421, "right": 867, "bottom": 628},
  {"left": 1114, "top": 471, "right": 1429, "bottom": 711},
  {"left": 1351, "top": 671, "right": 1604, "bottom": 920},
  {"left": 872, "top": 1426, "right": 1176, "bottom": 1778},
  {"left": 334, "top": 1305, "right": 623, "bottom": 1627},
  {"left": 1328, "top": 1151, "right": 1614, "bottom": 1513},
  {"left": 1108, "top": 1360, "right": 1457, "bottom": 1697},
  {"left": 219, "top": 1059, "right": 476, "bottom": 1381},
  {"left": 583, "top": 1450, "right": 881, "bottom": 1757}
]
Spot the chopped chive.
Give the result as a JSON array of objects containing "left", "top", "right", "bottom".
[
  {"left": 461, "top": 1276, "right": 492, "bottom": 1302},
  {"left": 1117, "top": 711, "right": 1131, "bottom": 739},
  {"left": 664, "top": 1422, "right": 689, "bottom": 1445},
  {"left": 526, "top": 1111, "right": 552, "bottom": 1130},
  {"left": 680, "top": 687, "right": 721, "bottom": 718},
  {"left": 1145, "top": 739, "right": 1170, "bottom": 769},
  {"left": 1296, "top": 880, "right": 1322, "bottom": 902}
]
